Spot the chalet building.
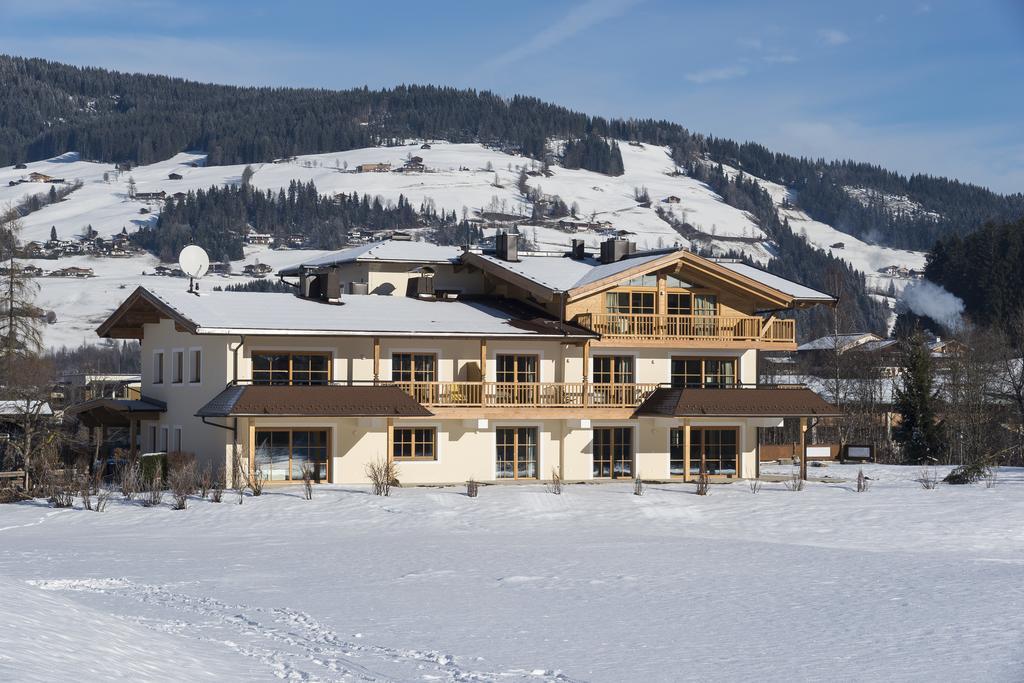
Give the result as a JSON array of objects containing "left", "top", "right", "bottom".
[
  {"left": 242, "top": 262, "right": 274, "bottom": 277},
  {"left": 29, "top": 172, "right": 54, "bottom": 183},
  {"left": 90, "top": 236, "right": 839, "bottom": 486},
  {"left": 50, "top": 266, "right": 94, "bottom": 278},
  {"left": 136, "top": 191, "right": 167, "bottom": 201},
  {"left": 168, "top": 172, "right": 183, "bottom": 180},
  {"left": 664, "top": 196, "right": 681, "bottom": 204},
  {"left": 356, "top": 163, "right": 391, "bottom": 173}
]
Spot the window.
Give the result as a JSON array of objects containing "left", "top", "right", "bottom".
[
  {"left": 496, "top": 427, "right": 538, "bottom": 479},
  {"left": 153, "top": 351, "right": 164, "bottom": 384},
  {"left": 159, "top": 426, "right": 169, "bottom": 452},
  {"left": 252, "top": 352, "right": 330, "bottom": 385},
  {"left": 605, "top": 290, "right": 655, "bottom": 315},
  {"left": 392, "top": 427, "right": 436, "bottom": 461},
  {"left": 148, "top": 425, "right": 157, "bottom": 451},
  {"left": 592, "top": 356, "right": 636, "bottom": 405},
  {"left": 171, "top": 350, "right": 184, "bottom": 384},
  {"left": 172, "top": 426, "right": 182, "bottom": 452},
  {"left": 254, "top": 429, "right": 329, "bottom": 481},
  {"left": 672, "top": 428, "right": 738, "bottom": 476},
  {"left": 189, "top": 349, "right": 202, "bottom": 384},
  {"left": 593, "top": 427, "right": 632, "bottom": 478},
  {"left": 495, "top": 354, "right": 539, "bottom": 404},
  {"left": 670, "top": 357, "right": 738, "bottom": 388},
  {"left": 392, "top": 353, "right": 438, "bottom": 403}
]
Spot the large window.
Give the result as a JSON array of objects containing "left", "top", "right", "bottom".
[
  {"left": 670, "top": 357, "right": 738, "bottom": 388},
  {"left": 392, "top": 353, "right": 437, "bottom": 402},
  {"left": 593, "top": 356, "right": 636, "bottom": 405},
  {"left": 254, "top": 429, "right": 329, "bottom": 481},
  {"left": 393, "top": 427, "right": 436, "bottom": 461},
  {"left": 189, "top": 349, "right": 202, "bottom": 384},
  {"left": 171, "top": 350, "right": 184, "bottom": 384},
  {"left": 593, "top": 427, "right": 633, "bottom": 478},
  {"left": 605, "top": 290, "right": 655, "bottom": 315},
  {"left": 495, "top": 354, "right": 539, "bottom": 404},
  {"left": 252, "top": 352, "right": 330, "bottom": 385},
  {"left": 496, "top": 427, "right": 538, "bottom": 479},
  {"left": 671, "top": 428, "right": 738, "bottom": 476}
]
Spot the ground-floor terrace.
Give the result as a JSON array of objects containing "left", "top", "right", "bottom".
[{"left": 180, "top": 384, "right": 841, "bottom": 486}]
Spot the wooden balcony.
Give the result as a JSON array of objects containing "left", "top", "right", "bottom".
[
  {"left": 396, "top": 381, "right": 661, "bottom": 409},
  {"left": 574, "top": 313, "right": 796, "bottom": 347}
]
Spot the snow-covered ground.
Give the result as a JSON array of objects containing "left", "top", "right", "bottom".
[{"left": 1, "top": 463, "right": 1021, "bottom": 682}]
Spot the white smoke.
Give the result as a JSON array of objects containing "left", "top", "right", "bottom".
[{"left": 900, "top": 280, "right": 965, "bottom": 330}]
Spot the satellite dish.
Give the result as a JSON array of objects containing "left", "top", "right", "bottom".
[{"left": 178, "top": 245, "right": 210, "bottom": 294}]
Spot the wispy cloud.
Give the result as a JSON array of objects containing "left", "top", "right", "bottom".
[
  {"left": 762, "top": 52, "right": 799, "bottom": 64},
  {"left": 914, "top": 3, "right": 933, "bottom": 15},
  {"left": 685, "top": 65, "right": 748, "bottom": 85},
  {"left": 818, "top": 29, "right": 850, "bottom": 46},
  {"left": 477, "top": 0, "right": 643, "bottom": 72}
]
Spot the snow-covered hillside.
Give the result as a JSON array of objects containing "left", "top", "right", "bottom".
[
  {"left": 1, "top": 464, "right": 1022, "bottom": 681},
  {"left": 2, "top": 141, "right": 930, "bottom": 348}
]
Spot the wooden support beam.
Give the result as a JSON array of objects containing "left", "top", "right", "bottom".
[
  {"left": 129, "top": 419, "right": 137, "bottom": 460},
  {"left": 582, "top": 339, "right": 590, "bottom": 407},
  {"left": 682, "top": 419, "right": 691, "bottom": 482},
  {"left": 372, "top": 337, "right": 381, "bottom": 383},
  {"left": 386, "top": 418, "right": 394, "bottom": 464},
  {"left": 799, "top": 416, "right": 808, "bottom": 481},
  {"left": 479, "top": 339, "right": 488, "bottom": 381}
]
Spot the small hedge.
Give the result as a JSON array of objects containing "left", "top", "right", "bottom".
[{"left": 141, "top": 451, "right": 197, "bottom": 486}]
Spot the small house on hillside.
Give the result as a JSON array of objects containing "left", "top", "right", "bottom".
[
  {"left": 242, "top": 262, "right": 274, "bottom": 277},
  {"left": 356, "top": 163, "right": 391, "bottom": 173},
  {"left": 14, "top": 163, "right": 27, "bottom": 170},
  {"left": 168, "top": 172, "right": 183, "bottom": 180},
  {"left": 50, "top": 266, "right": 94, "bottom": 278},
  {"left": 830, "top": 242, "right": 845, "bottom": 249},
  {"left": 664, "top": 196, "right": 681, "bottom": 204},
  {"left": 29, "top": 172, "right": 54, "bottom": 183},
  {"left": 136, "top": 191, "right": 166, "bottom": 201},
  {"left": 420, "top": 143, "right": 431, "bottom": 150}
]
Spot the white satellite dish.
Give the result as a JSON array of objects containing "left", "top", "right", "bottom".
[{"left": 178, "top": 245, "right": 210, "bottom": 294}]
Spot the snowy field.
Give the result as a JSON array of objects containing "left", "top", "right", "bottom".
[{"left": 1, "top": 463, "right": 1021, "bottom": 682}]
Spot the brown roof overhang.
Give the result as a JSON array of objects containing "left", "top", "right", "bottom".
[
  {"left": 196, "top": 384, "right": 433, "bottom": 418},
  {"left": 65, "top": 397, "right": 167, "bottom": 428},
  {"left": 633, "top": 386, "right": 842, "bottom": 418}
]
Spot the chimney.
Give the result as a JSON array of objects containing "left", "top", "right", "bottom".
[
  {"left": 570, "top": 239, "right": 586, "bottom": 260},
  {"left": 600, "top": 237, "right": 634, "bottom": 264},
  {"left": 324, "top": 269, "right": 342, "bottom": 301},
  {"left": 496, "top": 232, "right": 519, "bottom": 262}
]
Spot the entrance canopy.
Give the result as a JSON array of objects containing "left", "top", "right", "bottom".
[
  {"left": 196, "top": 384, "right": 432, "bottom": 418},
  {"left": 65, "top": 397, "right": 167, "bottom": 428},
  {"left": 633, "top": 386, "right": 841, "bottom": 418}
]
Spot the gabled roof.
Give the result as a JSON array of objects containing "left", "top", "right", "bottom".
[
  {"left": 465, "top": 248, "right": 835, "bottom": 308},
  {"left": 196, "top": 385, "right": 431, "bottom": 418},
  {"left": 97, "top": 287, "right": 597, "bottom": 340},
  {"left": 797, "top": 332, "right": 884, "bottom": 353},
  {"left": 279, "top": 239, "right": 462, "bottom": 275}
]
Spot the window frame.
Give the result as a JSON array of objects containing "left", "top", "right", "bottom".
[
  {"left": 171, "top": 349, "right": 185, "bottom": 385},
  {"left": 253, "top": 428, "right": 331, "bottom": 482},
  {"left": 392, "top": 426, "right": 437, "bottom": 462},
  {"left": 670, "top": 356, "right": 740, "bottom": 388},
  {"left": 152, "top": 350, "right": 165, "bottom": 385},
  {"left": 391, "top": 352, "right": 438, "bottom": 383},
  {"left": 592, "top": 426, "right": 633, "bottom": 479},
  {"left": 188, "top": 347, "right": 202, "bottom": 384},
  {"left": 251, "top": 351, "right": 332, "bottom": 385},
  {"left": 671, "top": 427, "right": 740, "bottom": 478},
  {"left": 495, "top": 426, "right": 539, "bottom": 480}
]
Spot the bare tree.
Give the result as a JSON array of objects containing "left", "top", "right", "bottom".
[
  {"left": 0, "top": 207, "right": 43, "bottom": 378},
  {"left": 365, "top": 457, "right": 398, "bottom": 496}
]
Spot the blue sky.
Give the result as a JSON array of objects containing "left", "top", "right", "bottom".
[{"left": 2, "top": 0, "right": 1023, "bottom": 193}]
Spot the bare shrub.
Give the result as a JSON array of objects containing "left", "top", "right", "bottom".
[
  {"left": 118, "top": 462, "right": 142, "bottom": 501},
  {"left": 365, "top": 458, "right": 399, "bottom": 496},
  {"left": 210, "top": 468, "right": 224, "bottom": 503},
  {"left": 466, "top": 477, "right": 479, "bottom": 498},
  {"left": 546, "top": 467, "right": 562, "bottom": 495},
  {"left": 984, "top": 467, "right": 998, "bottom": 489},
  {"left": 695, "top": 471, "right": 710, "bottom": 496},
  {"left": 198, "top": 466, "right": 213, "bottom": 499},
  {"left": 748, "top": 478, "right": 762, "bottom": 494},
  {"left": 48, "top": 470, "right": 76, "bottom": 508},
  {"left": 918, "top": 466, "right": 939, "bottom": 490},
  {"left": 856, "top": 468, "right": 870, "bottom": 493},
  {"left": 784, "top": 472, "right": 805, "bottom": 492},
  {"left": 302, "top": 464, "right": 314, "bottom": 501},
  {"left": 248, "top": 460, "right": 266, "bottom": 497},
  {"left": 140, "top": 475, "right": 164, "bottom": 507},
  {"left": 633, "top": 474, "right": 645, "bottom": 496},
  {"left": 95, "top": 488, "right": 111, "bottom": 512},
  {"left": 79, "top": 476, "right": 93, "bottom": 511},
  {"left": 168, "top": 462, "right": 196, "bottom": 510}
]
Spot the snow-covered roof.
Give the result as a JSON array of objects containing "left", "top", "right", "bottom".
[
  {"left": 797, "top": 333, "right": 883, "bottom": 352},
  {"left": 712, "top": 261, "right": 836, "bottom": 302},
  {"left": 472, "top": 251, "right": 670, "bottom": 292},
  {"left": 0, "top": 400, "right": 53, "bottom": 417},
  {"left": 104, "top": 287, "right": 595, "bottom": 339},
  {"left": 280, "top": 240, "right": 462, "bottom": 274}
]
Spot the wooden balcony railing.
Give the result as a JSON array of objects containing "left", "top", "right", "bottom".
[
  {"left": 575, "top": 313, "right": 796, "bottom": 343},
  {"left": 395, "top": 381, "right": 661, "bottom": 408}
]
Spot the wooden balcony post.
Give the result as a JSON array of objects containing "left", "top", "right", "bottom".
[
  {"left": 799, "top": 417, "right": 808, "bottom": 481},
  {"left": 372, "top": 337, "right": 380, "bottom": 383},
  {"left": 582, "top": 340, "right": 590, "bottom": 407},
  {"left": 683, "top": 419, "right": 692, "bottom": 482},
  {"left": 386, "top": 417, "right": 394, "bottom": 465},
  {"left": 480, "top": 338, "right": 487, "bottom": 381}
]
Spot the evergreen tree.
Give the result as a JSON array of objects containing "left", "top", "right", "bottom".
[
  {"left": 0, "top": 208, "right": 43, "bottom": 381},
  {"left": 893, "top": 332, "right": 944, "bottom": 464},
  {"left": 49, "top": 226, "right": 57, "bottom": 242}
]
